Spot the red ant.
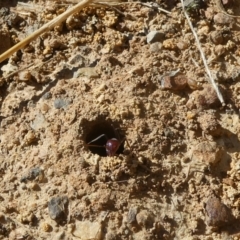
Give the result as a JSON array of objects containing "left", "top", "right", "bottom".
[
  {"left": 86, "top": 130, "right": 151, "bottom": 172},
  {"left": 87, "top": 134, "right": 125, "bottom": 156}
]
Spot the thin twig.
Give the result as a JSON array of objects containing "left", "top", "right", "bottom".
[
  {"left": 12, "top": 1, "right": 41, "bottom": 14},
  {"left": 3, "top": 62, "right": 34, "bottom": 79},
  {"left": 67, "top": 0, "right": 171, "bottom": 14},
  {"left": 139, "top": 2, "right": 171, "bottom": 15},
  {"left": 180, "top": 0, "right": 225, "bottom": 106},
  {"left": 0, "top": 0, "right": 170, "bottom": 64},
  {"left": 0, "top": 0, "right": 94, "bottom": 63},
  {"left": 100, "top": 1, "right": 172, "bottom": 15},
  {"left": 215, "top": 0, "right": 240, "bottom": 18},
  {"left": 3, "top": 57, "right": 54, "bottom": 81}
]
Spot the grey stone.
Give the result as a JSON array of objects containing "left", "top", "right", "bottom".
[
  {"left": 147, "top": 31, "right": 164, "bottom": 44},
  {"left": 42, "top": 92, "right": 52, "bottom": 100},
  {"left": 48, "top": 196, "right": 69, "bottom": 222},
  {"left": 54, "top": 98, "right": 71, "bottom": 109},
  {"left": 149, "top": 42, "right": 162, "bottom": 52},
  {"left": 20, "top": 167, "right": 44, "bottom": 183},
  {"left": 31, "top": 113, "right": 48, "bottom": 130},
  {"left": 127, "top": 207, "right": 138, "bottom": 224},
  {"left": 205, "top": 196, "right": 233, "bottom": 227},
  {"left": 210, "top": 31, "right": 223, "bottom": 45},
  {"left": 69, "top": 54, "right": 85, "bottom": 68},
  {"left": 214, "top": 13, "right": 233, "bottom": 25}
]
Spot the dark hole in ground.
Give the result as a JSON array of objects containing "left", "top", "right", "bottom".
[{"left": 85, "top": 121, "right": 125, "bottom": 157}]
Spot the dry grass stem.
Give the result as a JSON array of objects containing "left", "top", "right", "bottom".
[
  {"left": 139, "top": 2, "right": 171, "bottom": 15},
  {"left": 3, "top": 63, "right": 34, "bottom": 80},
  {"left": 0, "top": 0, "right": 120, "bottom": 64},
  {"left": 180, "top": 0, "right": 225, "bottom": 106},
  {"left": 66, "top": 0, "right": 171, "bottom": 14},
  {"left": 92, "top": 1, "right": 172, "bottom": 14},
  {"left": 13, "top": 1, "right": 42, "bottom": 14},
  {"left": 0, "top": 0, "right": 171, "bottom": 64}
]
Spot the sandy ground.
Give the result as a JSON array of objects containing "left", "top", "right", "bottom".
[{"left": 1, "top": 0, "right": 240, "bottom": 239}]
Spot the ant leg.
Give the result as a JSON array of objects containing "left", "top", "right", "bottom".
[
  {"left": 123, "top": 137, "right": 135, "bottom": 156},
  {"left": 114, "top": 136, "right": 132, "bottom": 155},
  {"left": 87, "top": 134, "right": 108, "bottom": 144},
  {"left": 111, "top": 125, "right": 128, "bottom": 151},
  {"left": 86, "top": 144, "right": 106, "bottom": 148},
  {"left": 85, "top": 134, "right": 108, "bottom": 150},
  {"left": 112, "top": 125, "right": 120, "bottom": 138}
]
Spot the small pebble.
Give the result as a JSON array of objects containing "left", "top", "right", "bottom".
[
  {"left": 162, "top": 38, "right": 176, "bottom": 50},
  {"left": 197, "top": 111, "right": 222, "bottom": 136},
  {"left": 1, "top": 62, "right": 18, "bottom": 77},
  {"left": 149, "top": 42, "right": 162, "bottom": 52},
  {"left": 186, "top": 84, "right": 224, "bottom": 110},
  {"left": 187, "top": 78, "right": 201, "bottom": 90},
  {"left": 43, "top": 46, "right": 52, "bottom": 55},
  {"left": 177, "top": 41, "right": 189, "bottom": 50},
  {"left": 54, "top": 98, "right": 71, "bottom": 109},
  {"left": 68, "top": 54, "right": 85, "bottom": 68},
  {"left": 190, "top": 141, "right": 222, "bottom": 166},
  {"left": 30, "top": 113, "right": 48, "bottom": 130},
  {"left": 41, "top": 103, "right": 50, "bottom": 113},
  {"left": 161, "top": 74, "right": 188, "bottom": 91},
  {"left": 127, "top": 207, "right": 138, "bottom": 224},
  {"left": 205, "top": 196, "right": 233, "bottom": 227},
  {"left": 20, "top": 167, "right": 44, "bottom": 183},
  {"left": 186, "top": 111, "right": 197, "bottom": 120},
  {"left": 214, "top": 13, "right": 233, "bottom": 25},
  {"left": 18, "top": 70, "right": 32, "bottom": 81},
  {"left": 41, "top": 222, "right": 52, "bottom": 232},
  {"left": 48, "top": 39, "right": 66, "bottom": 50},
  {"left": 214, "top": 45, "right": 225, "bottom": 56},
  {"left": 147, "top": 31, "right": 164, "bottom": 44},
  {"left": 198, "top": 85, "right": 222, "bottom": 108},
  {"left": 48, "top": 196, "right": 69, "bottom": 222},
  {"left": 74, "top": 67, "right": 99, "bottom": 79},
  {"left": 42, "top": 92, "right": 52, "bottom": 100},
  {"left": 29, "top": 182, "right": 40, "bottom": 191},
  {"left": 23, "top": 130, "right": 37, "bottom": 146},
  {"left": 73, "top": 220, "right": 102, "bottom": 240},
  {"left": 210, "top": 31, "right": 223, "bottom": 45},
  {"left": 225, "top": 40, "right": 235, "bottom": 50}
]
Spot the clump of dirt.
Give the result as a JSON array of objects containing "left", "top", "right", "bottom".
[{"left": 0, "top": 0, "right": 240, "bottom": 239}]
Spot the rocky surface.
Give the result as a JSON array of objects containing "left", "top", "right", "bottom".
[{"left": 0, "top": 0, "right": 240, "bottom": 239}]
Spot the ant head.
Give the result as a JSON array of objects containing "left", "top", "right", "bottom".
[
  {"left": 84, "top": 120, "right": 125, "bottom": 157},
  {"left": 106, "top": 138, "right": 120, "bottom": 156}
]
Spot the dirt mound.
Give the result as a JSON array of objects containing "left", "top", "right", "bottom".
[{"left": 0, "top": 0, "right": 240, "bottom": 239}]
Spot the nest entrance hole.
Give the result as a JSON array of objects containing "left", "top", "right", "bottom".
[{"left": 85, "top": 120, "right": 125, "bottom": 157}]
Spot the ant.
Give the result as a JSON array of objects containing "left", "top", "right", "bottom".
[
  {"left": 86, "top": 128, "right": 151, "bottom": 172},
  {"left": 87, "top": 134, "right": 126, "bottom": 156}
]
